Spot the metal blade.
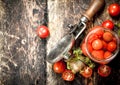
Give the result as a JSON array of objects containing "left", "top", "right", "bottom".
[{"left": 47, "top": 34, "right": 74, "bottom": 63}]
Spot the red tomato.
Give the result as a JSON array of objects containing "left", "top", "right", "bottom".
[
  {"left": 80, "top": 67, "right": 93, "bottom": 78},
  {"left": 88, "top": 34, "right": 99, "bottom": 44},
  {"left": 36, "top": 25, "right": 50, "bottom": 38},
  {"left": 108, "top": 3, "right": 120, "bottom": 16},
  {"left": 81, "top": 43, "right": 93, "bottom": 56},
  {"left": 104, "top": 51, "right": 112, "bottom": 59},
  {"left": 92, "top": 39, "right": 103, "bottom": 50},
  {"left": 107, "top": 41, "right": 117, "bottom": 52},
  {"left": 95, "top": 30, "right": 104, "bottom": 38},
  {"left": 87, "top": 43, "right": 93, "bottom": 53},
  {"left": 62, "top": 70, "right": 75, "bottom": 81},
  {"left": 91, "top": 50, "right": 104, "bottom": 60},
  {"left": 90, "top": 26, "right": 104, "bottom": 38},
  {"left": 98, "top": 65, "right": 111, "bottom": 77},
  {"left": 102, "top": 20, "right": 114, "bottom": 30},
  {"left": 103, "top": 31, "right": 113, "bottom": 42},
  {"left": 53, "top": 60, "right": 66, "bottom": 73},
  {"left": 102, "top": 40, "right": 108, "bottom": 50}
]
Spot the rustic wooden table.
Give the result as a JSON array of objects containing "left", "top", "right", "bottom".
[{"left": 0, "top": 0, "right": 120, "bottom": 85}]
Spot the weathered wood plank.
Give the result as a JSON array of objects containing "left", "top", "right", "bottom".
[{"left": 0, "top": 0, "right": 47, "bottom": 85}]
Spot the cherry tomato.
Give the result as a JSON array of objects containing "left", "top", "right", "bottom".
[
  {"left": 53, "top": 60, "right": 66, "bottom": 73},
  {"left": 103, "top": 31, "right": 113, "bottom": 42},
  {"left": 107, "top": 41, "right": 117, "bottom": 52},
  {"left": 80, "top": 67, "right": 93, "bottom": 78},
  {"left": 87, "top": 43, "right": 93, "bottom": 53},
  {"left": 88, "top": 34, "right": 99, "bottom": 44},
  {"left": 102, "top": 40, "right": 108, "bottom": 50},
  {"left": 36, "top": 25, "right": 50, "bottom": 38},
  {"left": 81, "top": 43, "right": 93, "bottom": 56},
  {"left": 62, "top": 70, "right": 75, "bottom": 81},
  {"left": 102, "top": 20, "right": 114, "bottom": 30},
  {"left": 98, "top": 65, "right": 111, "bottom": 77},
  {"left": 104, "top": 51, "right": 112, "bottom": 59},
  {"left": 90, "top": 26, "right": 104, "bottom": 38},
  {"left": 91, "top": 50, "right": 104, "bottom": 60},
  {"left": 108, "top": 3, "right": 120, "bottom": 16},
  {"left": 92, "top": 39, "right": 103, "bottom": 50}
]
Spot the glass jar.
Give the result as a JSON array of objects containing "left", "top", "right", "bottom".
[{"left": 85, "top": 27, "right": 119, "bottom": 64}]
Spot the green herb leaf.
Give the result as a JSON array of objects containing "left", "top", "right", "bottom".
[{"left": 67, "top": 48, "right": 95, "bottom": 70}]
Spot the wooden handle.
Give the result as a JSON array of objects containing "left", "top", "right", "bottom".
[{"left": 83, "top": 0, "right": 104, "bottom": 20}]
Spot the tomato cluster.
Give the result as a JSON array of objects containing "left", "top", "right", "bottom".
[
  {"left": 53, "top": 60, "right": 75, "bottom": 81},
  {"left": 102, "top": 3, "right": 120, "bottom": 30},
  {"left": 85, "top": 28, "right": 117, "bottom": 64},
  {"left": 53, "top": 59, "right": 94, "bottom": 81}
]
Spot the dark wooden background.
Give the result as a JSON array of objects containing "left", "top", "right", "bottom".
[{"left": 0, "top": 0, "right": 120, "bottom": 85}]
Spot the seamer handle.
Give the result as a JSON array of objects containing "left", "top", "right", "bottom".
[{"left": 83, "top": 0, "right": 104, "bottom": 20}]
